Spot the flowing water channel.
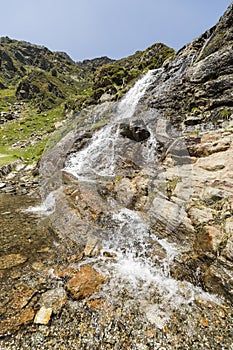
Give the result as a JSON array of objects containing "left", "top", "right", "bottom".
[{"left": 62, "top": 70, "right": 221, "bottom": 328}]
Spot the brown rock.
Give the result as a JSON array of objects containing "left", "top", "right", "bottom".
[
  {"left": 0, "top": 307, "right": 35, "bottom": 336},
  {"left": 205, "top": 225, "right": 225, "bottom": 253},
  {"left": 66, "top": 265, "right": 106, "bottom": 300},
  {"left": 11, "top": 284, "right": 36, "bottom": 310},
  {"left": 0, "top": 253, "right": 28, "bottom": 269},
  {"left": 86, "top": 298, "right": 111, "bottom": 311},
  {"left": 195, "top": 225, "right": 224, "bottom": 254}
]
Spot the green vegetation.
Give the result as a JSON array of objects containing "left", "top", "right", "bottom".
[
  {"left": 220, "top": 109, "right": 231, "bottom": 117},
  {"left": 167, "top": 176, "right": 181, "bottom": 198}
]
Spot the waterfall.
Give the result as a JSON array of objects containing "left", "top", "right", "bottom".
[
  {"left": 115, "top": 69, "right": 158, "bottom": 120},
  {"left": 24, "top": 192, "right": 56, "bottom": 216},
  {"left": 30, "top": 69, "right": 220, "bottom": 331},
  {"left": 64, "top": 69, "right": 157, "bottom": 179}
]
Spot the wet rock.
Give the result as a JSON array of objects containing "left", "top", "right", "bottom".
[
  {"left": 0, "top": 253, "right": 28, "bottom": 269},
  {"left": 39, "top": 288, "right": 67, "bottom": 314},
  {"left": 115, "top": 177, "right": 135, "bottom": 207},
  {"left": 83, "top": 236, "right": 99, "bottom": 257},
  {"left": 66, "top": 265, "right": 106, "bottom": 300},
  {"left": 196, "top": 225, "right": 225, "bottom": 254},
  {"left": 34, "top": 306, "right": 53, "bottom": 325},
  {"left": 119, "top": 120, "right": 150, "bottom": 142}
]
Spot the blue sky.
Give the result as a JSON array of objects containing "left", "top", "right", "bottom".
[{"left": 0, "top": 0, "right": 231, "bottom": 61}]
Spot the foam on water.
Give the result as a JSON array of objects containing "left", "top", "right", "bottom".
[
  {"left": 64, "top": 125, "right": 118, "bottom": 178},
  {"left": 24, "top": 192, "right": 56, "bottom": 216},
  {"left": 93, "top": 206, "right": 220, "bottom": 327}
]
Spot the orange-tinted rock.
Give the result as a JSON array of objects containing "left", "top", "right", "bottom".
[
  {"left": 11, "top": 284, "right": 36, "bottom": 310},
  {"left": 0, "top": 307, "right": 35, "bottom": 336},
  {"left": 66, "top": 265, "right": 106, "bottom": 300},
  {"left": 205, "top": 225, "right": 224, "bottom": 252},
  {"left": 195, "top": 225, "right": 224, "bottom": 254},
  {"left": 34, "top": 306, "right": 52, "bottom": 325}
]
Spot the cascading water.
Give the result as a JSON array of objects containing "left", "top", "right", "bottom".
[
  {"left": 23, "top": 192, "right": 56, "bottom": 216},
  {"left": 16, "top": 68, "right": 230, "bottom": 349},
  {"left": 64, "top": 69, "right": 158, "bottom": 178},
  {"left": 63, "top": 70, "right": 220, "bottom": 328},
  {"left": 115, "top": 69, "right": 159, "bottom": 120}
]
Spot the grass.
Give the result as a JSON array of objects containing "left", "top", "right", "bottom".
[
  {"left": 0, "top": 88, "right": 17, "bottom": 111},
  {"left": 0, "top": 104, "right": 65, "bottom": 164}
]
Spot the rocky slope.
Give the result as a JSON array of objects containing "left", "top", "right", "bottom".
[
  {"left": 0, "top": 3, "right": 233, "bottom": 349},
  {"left": 38, "top": 1, "right": 233, "bottom": 299}
]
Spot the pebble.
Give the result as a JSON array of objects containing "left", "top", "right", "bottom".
[{"left": 34, "top": 306, "right": 53, "bottom": 325}]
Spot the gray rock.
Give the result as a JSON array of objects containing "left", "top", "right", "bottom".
[{"left": 39, "top": 287, "right": 67, "bottom": 314}]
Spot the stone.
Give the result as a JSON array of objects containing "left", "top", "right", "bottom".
[
  {"left": 196, "top": 225, "right": 225, "bottom": 254},
  {"left": 66, "top": 265, "right": 106, "bottom": 300},
  {"left": 148, "top": 197, "right": 194, "bottom": 245},
  {"left": 0, "top": 253, "right": 28, "bottom": 269},
  {"left": 115, "top": 177, "right": 135, "bottom": 207},
  {"left": 40, "top": 288, "right": 67, "bottom": 314},
  {"left": 119, "top": 120, "right": 150, "bottom": 142},
  {"left": 222, "top": 218, "right": 233, "bottom": 260},
  {"left": 188, "top": 206, "right": 214, "bottom": 224},
  {"left": 11, "top": 284, "right": 36, "bottom": 310},
  {"left": 84, "top": 236, "right": 99, "bottom": 257},
  {"left": 0, "top": 308, "right": 35, "bottom": 336},
  {"left": 34, "top": 306, "right": 53, "bottom": 325}
]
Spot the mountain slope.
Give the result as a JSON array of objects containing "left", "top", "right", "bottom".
[{"left": 0, "top": 37, "right": 174, "bottom": 164}]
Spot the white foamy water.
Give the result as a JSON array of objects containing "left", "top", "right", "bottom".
[
  {"left": 64, "top": 70, "right": 157, "bottom": 179},
  {"left": 93, "top": 207, "right": 220, "bottom": 328},
  {"left": 64, "top": 125, "right": 119, "bottom": 178},
  {"left": 116, "top": 69, "right": 158, "bottom": 121},
  {"left": 24, "top": 192, "right": 56, "bottom": 216}
]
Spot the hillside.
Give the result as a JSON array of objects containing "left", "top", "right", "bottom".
[{"left": 0, "top": 37, "right": 174, "bottom": 164}]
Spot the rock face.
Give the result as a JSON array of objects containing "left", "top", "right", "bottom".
[{"left": 119, "top": 120, "right": 150, "bottom": 141}]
